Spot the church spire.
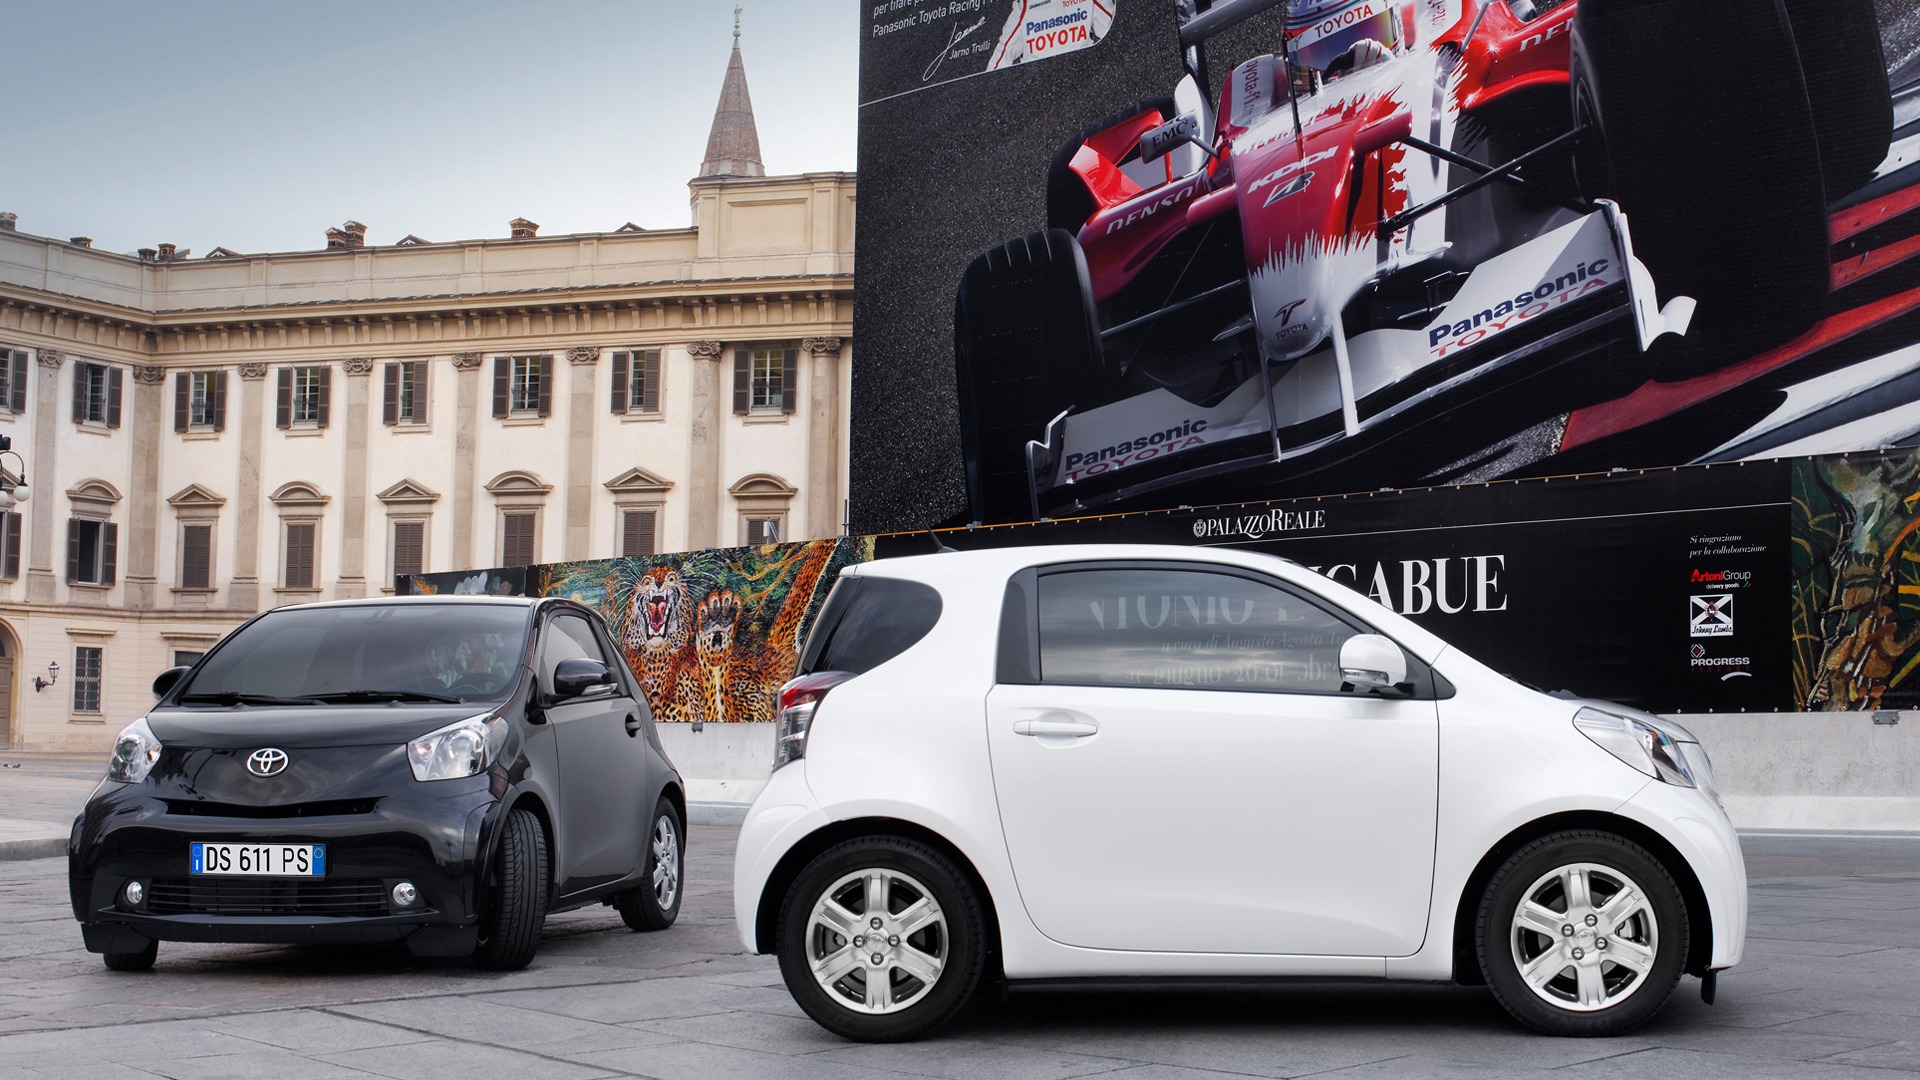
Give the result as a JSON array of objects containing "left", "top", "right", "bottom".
[{"left": 697, "top": 6, "right": 765, "bottom": 179}]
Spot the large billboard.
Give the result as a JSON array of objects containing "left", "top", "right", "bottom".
[{"left": 851, "top": 0, "right": 1918, "bottom": 532}]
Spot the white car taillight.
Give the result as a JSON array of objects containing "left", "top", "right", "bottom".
[{"left": 773, "top": 672, "right": 853, "bottom": 771}]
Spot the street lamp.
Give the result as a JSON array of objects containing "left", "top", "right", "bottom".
[
  {"left": 33, "top": 661, "right": 58, "bottom": 692},
  {"left": 0, "top": 433, "right": 29, "bottom": 509}
]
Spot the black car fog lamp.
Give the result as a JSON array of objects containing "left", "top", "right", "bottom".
[
  {"left": 122, "top": 881, "right": 144, "bottom": 906},
  {"left": 391, "top": 882, "right": 419, "bottom": 907}
]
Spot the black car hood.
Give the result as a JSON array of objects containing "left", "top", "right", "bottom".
[{"left": 146, "top": 704, "right": 490, "bottom": 749}]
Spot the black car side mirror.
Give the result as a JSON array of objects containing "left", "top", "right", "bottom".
[
  {"left": 151, "top": 666, "right": 191, "bottom": 701},
  {"left": 551, "top": 658, "right": 615, "bottom": 700}
]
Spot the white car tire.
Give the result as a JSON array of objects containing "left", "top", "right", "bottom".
[
  {"left": 776, "top": 836, "right": 987, "bottom": 1042},
  {"left": 1477, "top": 830, "right": 1689, "bottom": 1036}
]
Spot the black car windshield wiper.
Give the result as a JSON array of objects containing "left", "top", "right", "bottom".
[
  {"left": 306, "top": 689, "right": 465, "bottom": 704},
  {"left": 177, "top": 692, "right": 322, "bottom": 706}
]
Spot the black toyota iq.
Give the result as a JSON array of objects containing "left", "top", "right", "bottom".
[{"left": 69, "top": 596, "right": 685, "bottom": 971}]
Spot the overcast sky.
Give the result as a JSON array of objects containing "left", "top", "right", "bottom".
[{"left": 3, "top": 1, "right": 858, "bottom": 257}]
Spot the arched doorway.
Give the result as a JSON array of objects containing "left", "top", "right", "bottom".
[{"left": 0, "top": 621, "right": 15, "bottom": 750}]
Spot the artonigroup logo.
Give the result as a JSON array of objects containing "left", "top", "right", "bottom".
[{"left": 1689, "top": 594, "right": 1733, "bottom": 637}]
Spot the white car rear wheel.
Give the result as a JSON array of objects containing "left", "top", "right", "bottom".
[{"left": 777, "top": 836, "right": 986, "bottom": 1041}]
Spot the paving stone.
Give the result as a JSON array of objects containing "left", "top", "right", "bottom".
[
  {"left": 320, "top": 1039, "right": 620, "bottom": 1080},
  {"left": 0, "top": 830, "right": 1912, "bottom": 1079}
]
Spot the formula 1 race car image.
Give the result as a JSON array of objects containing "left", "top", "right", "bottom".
[{"left": 953, "top": 0, "right": 1892, "bottom": 525}]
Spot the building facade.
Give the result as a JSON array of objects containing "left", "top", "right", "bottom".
[{"left": 0, "top": 174, "right": 853, "bottom": 751}]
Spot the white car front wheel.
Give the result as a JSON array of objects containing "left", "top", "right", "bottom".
[{"left": 1479, "top": 831, "right": 1689, "bottom": 1036}]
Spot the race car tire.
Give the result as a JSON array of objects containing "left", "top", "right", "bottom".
[
  {"left": 1572, "top": 0, "right": 1829, "bottom": 374},
  {"left": 1786, "top": 0, "right": 1892, "bottom": 198},
  {"left": 954, "top": 228, "right": 1107, "bottom": 525},
  {"left": 1046, "top": 98, "right": 1178, "bottom": 233}
]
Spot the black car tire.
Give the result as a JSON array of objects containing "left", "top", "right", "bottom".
[
  {"left": 101, "top": 938, "right": 158, "bottom": 972},
  {"left": 1788, "top": 0, "right": 1892, "bottom": 199},
  {"left": 615, "top": 798, "right": 683, "bottom": 932},
  {"left": 1571, "top": 0, "right": 1830, "bottom": 373},
  {"left": 954, "top": 228, "right": 1107, "bottom": 525},
  {"left": 1046, "top": 98, "right": 1179, "bottom": 232},
  {"left": 1477, "top": 830, "right": 1688, "bottom": 1036},
  {"left": 472, "top": 807, "right": 549, "bottom": 971},
  {"left": 777, "top": 836, "right": 987, "bottom": 1042}
]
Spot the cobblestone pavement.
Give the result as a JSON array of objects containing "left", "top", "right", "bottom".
[{"left": 0, "top": 818, "right": 1913, "bottom": 1079}]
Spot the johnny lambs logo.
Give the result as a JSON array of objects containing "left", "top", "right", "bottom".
[{"left": 1689, "top": 594, "right": 1733, "bottom": 638}]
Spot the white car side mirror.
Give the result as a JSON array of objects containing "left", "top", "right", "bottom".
[{"left": 1340, "top": 634, "right": 1407, "bottom": 692}]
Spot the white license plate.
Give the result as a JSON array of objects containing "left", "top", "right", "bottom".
[{"left": 190, "top": 842, "right": 326, "bottom": 877}]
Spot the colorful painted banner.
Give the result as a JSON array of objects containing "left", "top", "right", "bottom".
[
  {"left": 404, "top": 538, "right": 875, "bottom": 723},
  {"left": 1791, "top": 449, "right": 1920, "bottom": 711}
]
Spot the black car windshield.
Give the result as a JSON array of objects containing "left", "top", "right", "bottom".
[{"left": 181, "top": 604, "right": 530, "bottom": 705}]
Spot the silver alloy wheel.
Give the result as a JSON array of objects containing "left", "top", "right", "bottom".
[
  {"left": 652, "top": 815, "right": 680, "bottom": 910},
  {"left": 805, "top": 867, "right": 948, "bottom": 1014},
  {"left": 1510, "top": 861, "right": 1660, "bottom": 1012}
]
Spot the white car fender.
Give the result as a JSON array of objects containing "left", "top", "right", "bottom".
[
  {"left": 1389, "top": 656, "right": 1674, "bottom": 981},
  {"left": 1610, "top": 779, "right": 1748, "bottom": 971}
]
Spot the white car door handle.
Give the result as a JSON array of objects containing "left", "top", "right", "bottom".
[{"left": 1014, "top": 718, "right": 1099, "bottom": 737}]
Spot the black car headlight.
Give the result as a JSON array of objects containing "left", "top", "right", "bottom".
[
  {"left": 106, "top": 718, "right": 163, "bottom": 784},
  {"left": 408, "top": 714, "right": 505, "bottom": 782}
]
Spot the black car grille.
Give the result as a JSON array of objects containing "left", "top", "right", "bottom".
[
  {"left": 147, "top": 878, "right": 388, "bottom": 916},
  {"left": 161, "top": 799, "right": 380, "bottom": 818}
]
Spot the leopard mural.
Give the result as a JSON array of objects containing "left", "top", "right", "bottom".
[
  {"left": 624, "top": 566, "right": 701, "bottom": 723},
  {"left": 538, "top": 537, "right": 876, "bottom": 723}
]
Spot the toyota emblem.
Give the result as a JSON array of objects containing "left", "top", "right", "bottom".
[{"left": 246, "top": 748, "right": 290, "bottom": 777}]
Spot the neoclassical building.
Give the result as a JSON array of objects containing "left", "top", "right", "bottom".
[{"left": 0, "top": 37, "right": 853, "bottom": 750}]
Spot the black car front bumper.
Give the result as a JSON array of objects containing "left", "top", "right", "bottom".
[{"left": 70, "top": 774, "right": 501, "bottom": 958}]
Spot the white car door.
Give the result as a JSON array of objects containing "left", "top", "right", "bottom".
[{"left": 985, "top": 563, "right": 1440, "bottom": 957}]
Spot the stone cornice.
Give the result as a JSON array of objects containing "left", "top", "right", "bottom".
[{"left": 0, "top": 280, "right": 851, "bottom": 361}]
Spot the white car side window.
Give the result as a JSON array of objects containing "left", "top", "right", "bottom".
[{"left": 1035, "top": 568, "right": 1360, "bottom": 694}]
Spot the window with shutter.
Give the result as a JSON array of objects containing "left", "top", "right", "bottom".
[
  {"left": 2, "top": 349, "right": 26, "bottom": 413},
  {"left": 392, "top": 520, "right": 425, "bottom": 577},
  {"left": 392, "top": 361, "right": 426, "bottom": 423},
  {"left": 290, "top": 367, "right": 325, "bottom": 425},
  {"left": 501, "top": 512, "right": 537, "bottom": 566},
  {"left": 506, "top": 356, "right": 547, "bottom": 416},
  {"left": 284, "top": 522, "right": 316, "bottom": 589},
  {"left": 746, "top": 516, "right": 783, "bottom": 545},
  {"left": 749, "top": 347, "right": 788, "bottom": 412},
  {"left": 188, "top": 372, "right": 221, "bottom": 430},
  {"left": 74, "top": 362, "right": 118, "bottom": 425},
  {"left": 180, "top": 523, "right": 213, "bottom": 589},
  {"left": 620, "top": 510, "right": 657, "bottom": 557},
  {"left": 0, "top": 511, "right": 19, "bottom": 579},
  {"left": 66, "top": 519, "right": 116, "bottom": 585}
]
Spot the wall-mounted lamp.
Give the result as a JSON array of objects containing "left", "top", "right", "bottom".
[
  {"left": 0, "top": 433, "right": 29, "bottom": 510},
  {"left": 33, "top": 661, "right": 58, "bottom": 692}
]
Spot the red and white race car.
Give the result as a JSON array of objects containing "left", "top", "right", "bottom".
[{"left": 953, "top": 0, "right": 1890, "bottom": 524}]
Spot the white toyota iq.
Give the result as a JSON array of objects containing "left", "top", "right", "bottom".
[{"left": 735, "top": 545, "right": 1744, "bottom": 1041}]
